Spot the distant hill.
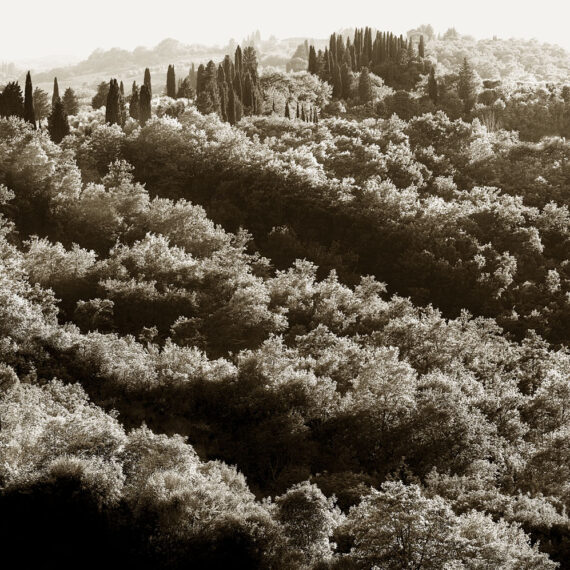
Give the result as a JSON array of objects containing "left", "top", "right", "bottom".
[{"left": 28, "top": 36, "right": 326, "bottom": 93}]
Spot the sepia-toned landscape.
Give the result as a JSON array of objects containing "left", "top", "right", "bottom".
[{"left": 2, "top": 5, "right": 570, "bottom": 568}]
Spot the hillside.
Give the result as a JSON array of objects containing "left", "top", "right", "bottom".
[{"left": 2, "top": 22, "right": 570, "bottom": 570}]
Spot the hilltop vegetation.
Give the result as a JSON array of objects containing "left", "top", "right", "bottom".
[{"left": 1, "top": 26, "right": 570, "bottom": 569}]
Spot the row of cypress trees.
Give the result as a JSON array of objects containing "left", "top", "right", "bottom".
[
  {"left": 0, "top": 72, "right": 69, "bottom": 142},
  {"left": 194, "top": 45, "right": 263, "bottom": 124},
  {"left": 308, "top": 27, "right": 429, "bottom": 96}
]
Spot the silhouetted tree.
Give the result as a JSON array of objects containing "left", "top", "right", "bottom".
[
  {"left": 0, "top": 82, "right": 24, "bottom": 118},
  {"left": 105, "top": 79, "right": 121, "bottom": 125},
  {"left": 139, "top": 84, "right": 151, "bottom": 125},
  {"left": 47, "top": 98, "right": 69, "bottom": 143},
  {"left": 23, "top": 71, "right": 36, "bottom": 128},
  {"left": 129, "top": 82, "right": 140, "bottom": 119},
  {"left": 166, "top": 65, "right": 176, "bottom": 98},
  {"left": 144, "top": 68, "right": 152, "bottom": 99},
  {"left": 52, "top": 77, "right": 60, "bottom": 107},
  {"left": 418, "top": 35, "right": 425, "bottom": 58},
  {"left": 358, "top": 66, "right": 373, "bottom": 103}
]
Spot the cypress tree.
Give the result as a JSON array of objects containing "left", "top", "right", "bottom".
[
  {"left": 358, "top": 67, "right": 373, "bottom": 103},
  {"left": 62, "top": 87, "right": 79, "bottom": 116},
  {"left": 341, "top": 63, "right": 352, "bottom": 100},
  {"left": 139, "top": 84, "right": 151, "bottom": 125},
  {"left": 217, "top": 65, "right": 228, "bottom": 121},
  {"left": 243, "top": 71, "right": 255, "bottom": 115},
  {"left": 427, "top": 67, "right": 438, "bottom": 103},
  {"left": 52, "top": 77, "right": 60, "bottom": 107},
  {"left": 129, "top": 82, "right": 140, "bottom": 119},
  {"left": 234, "top": 45, "right": 243, "bottom": 77},
  {"left": 166, "top": 65, "right": 176, "bottom": 98},
  {"left": 189, "top": 63, "right": 197, "bottom": 90},
  {"left": 47, "top": 98, "right": 69, "bottom": 143},
  {"left": 458, "top": 57, "right": 478, "bottom": 112},
  {"left": 285, "top": 100, "right": 290, "bottom": 119},
  {"left": 227, "top": 87, "right": 237, "bottom": 125},
  {"left": 119, "top": 81, "right": 125, "bottom": 97},
  {"left": 332, "top": 64, "right": 343, "bottom": 99},
  {"left": 144, "top": 68, "right": 152, "bottom": 99},
  {"left": 233, "top": 71, "right": 243, "bottom": 104},
  {"left": 418, "top": 35, "right": 425, "bottom": 58},
  {"left": 308, "top": 45, "right": 318, "bottom": 74},
  {"left": 301, "top": 106, "right": 306, "bottom": 122},
  {"left": 196, "top": 64, "right": 205, "bottom": 95},
  {"left": 23, "top": 71, "right": 36, "bottom": 128},
  {"left": 296, "top": 101, "right": 300, "bottom": 119},
  {"left": 223, "top": 55, "right": 234, "bottom": 83},
  {"left": 105, "top": 79, "right": 121, "bottom": 125}
]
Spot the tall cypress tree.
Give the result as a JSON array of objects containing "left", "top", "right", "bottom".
[
  {"left": 227, "top": 86, "right": 237, "bottom": 125},
  {"left": 217, "top": 65, "right": 228, "bottom": 121},
  {"left": 332, "top": 64, "right": 343, "bottom": 99},
  {"left": 129, "top": 82, "right": 140, "bottom": 119},
  {"left": 242, "top": 71, "right": 255, "bottom": 115},
  {"left": 427, "top": 67, "right": 438, "bottom": 103},
  {"left": 144, "top": 68, "right": 152, "bottom": 99},
  {"left": 341, "top": 63, "right": 352, "bottom": 100},
  {"left": 358, "top": 67, "right": 373, "bottom": 103},
  {"left": 47, "top": 98, "right": 69, "bottom": 143},
  {"left": 23, "top": 71, "right": 36, "bottom": 128},
  {"left": 105, "top": 79, "right": 121, "bottom": 125},
  {"left": 296, "top": 101, "right": 300, "bottom": 119},
  {"left": 285, "top": 100, "right": 290, "bottom": 119},
  {"left": 234, "top": 45, "right": 243, "bottom": 77},
  {"left": 418, "top": 35, "right": 425, "bottom": 58},
  {"left": 52, "top": 77, "right": 60, "bottom": 107},
  {"left": 139, "top": 84, "right": 151, "bottom": 125},
  {"left": 166, "top": 65, "right": 176, "bottom": 98},
  {"left": 308, "top": 45, "right": 318, "bottom": 74}
]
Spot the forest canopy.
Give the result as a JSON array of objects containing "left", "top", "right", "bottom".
[{"left": 1, "top": 25, "right": 570, "bottom": 569}]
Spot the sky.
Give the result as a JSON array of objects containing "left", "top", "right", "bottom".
[{"left": 3, "top": 0, "right": 569, "bottom": 64}]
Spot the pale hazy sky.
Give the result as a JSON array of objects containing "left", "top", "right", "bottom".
[{"left": 3, "top": 0, "right": 570, "bottom": 63}]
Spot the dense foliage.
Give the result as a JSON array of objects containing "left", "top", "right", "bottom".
[{"left": 2, "top": 27, "right": 570, "bottom": 569}]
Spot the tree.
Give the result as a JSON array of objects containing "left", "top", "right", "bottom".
[
  {"left": 0, "top": 82, "right": 24, "bottom": 118},
  {"left": 129, "top": 82, "right": 140, "bottom": 119},
  {"left": 458, "top": 57, "right": 478, "bottom": 112},
  {"left": 308, "top": 45, "right": 318, "bottom": 74},
  {"left": 341, "top": 63, "right": 352, "bottom": 100},
  {"left": 144, "top": 67, "right": 152, "bottom": 99},
  {"left": 52, "top": 77, "right": 60, "bottom": 107},
  {"left": 105, "top": 79, "right": 121, "bottom": 125},
  {"left": 285, "top": 100, "right": 290, "bottom": 119},
  {"left": 332, "top": 64, "right": 343, "bottom": 99},
  {"left": 33, "top": 87, "right": 50, "bottom": 127},
  {"left": 358, "top": 66, "right": 373, "bottom": 103},
  {"left": 428, "top": 67, "right": 438, "bottom": 103},
  {"left": 92, "top": 82, "right": 109, "bottom": 110},
  {"left": 418, "top": 35, "right": 425, "bottom": 58},
  {"left": 139, "top": 84, "right": 151, "bottom": 125},
  {"left": 23, "top": 71, "right": 36, "bottom": 128},
  {"left": 47, "top": 98, "right": 69, "bottom": 143},
  {"left": 166, "top": 65, "right": 176, "bottom": 98},
  {"left": 62, "top": 87, "right": 79, "bottom": 116}
]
